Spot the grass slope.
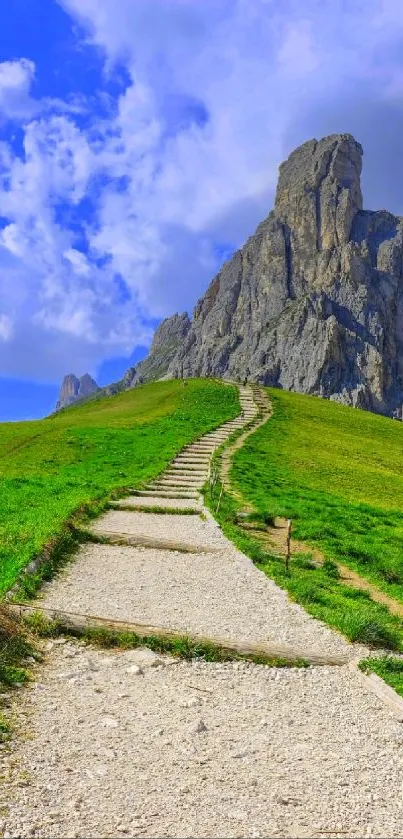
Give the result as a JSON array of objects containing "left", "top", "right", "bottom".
[
  {"left": 0, "top": 379, "right": 239, "bottom": 596},
  {"left": 232, "top": 389, "right": 403, "bottom": 599},
  {"left": 209, "top": 388, "right": 403, "bottom": 650}
]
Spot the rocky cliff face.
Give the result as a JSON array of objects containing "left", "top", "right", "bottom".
[
  {"left": 56, "top": 373, "right": 99, "bottom": 411},
  {"left": 117, "top": 313, "right": 191, "bottom": 390},
  {"left": 101, "top": 312, "right": 191, "bottom": 398},
  {"left": 56, "top": 134, "right": 403, "bottom": 418},
  {"left": 168, "top": 133, "right": 403, "bottom": 417}
]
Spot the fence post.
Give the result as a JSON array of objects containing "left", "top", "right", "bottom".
[{"left": 285, "top": 519, "right": 292, "bottom": 574}]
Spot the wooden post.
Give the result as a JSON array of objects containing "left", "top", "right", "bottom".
[
  {"left": 216, "top": 481, "right": 224, "bottom": 514},
  {"left": 285, "top": 519, "right": 292, "bottom": 574}
]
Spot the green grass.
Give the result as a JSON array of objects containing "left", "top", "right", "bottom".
[
  {"left": 0, "top": 608, "right": 35, "bottom": 689},
  {"left": 109, "top": 504, "right": 200, "bottom": 515},
  {"left": 0, "top": 379, "right": 239, "bottom": 595},
  {"left": 204, "top": 390, "right": 403, "bottom": 651},
  {"left": 359, "top": 655, "right": 403, "bottom": 697},
  {"left": 0, "top": 606, "right": 40, "bottom": 737},
  {"left": 231, "top": 388, "right": 403, "bottom": 603}
]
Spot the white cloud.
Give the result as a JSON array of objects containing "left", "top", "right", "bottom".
[
  {"left": 0, "top": 57, "right": 85, "bottom": 124},
  {"left": 0, "top": 314, "right": 13, "bottom": 342},
  {"left": 0, "top": 59, "right": 37, "bottom": 120},
  {"left": 2, "top": 0, "right": 403, "bottom": 381},
  {"left": 276, "top": 20, "right": 321, "bottom": 77}
]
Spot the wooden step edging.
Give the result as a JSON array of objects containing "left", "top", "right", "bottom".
[
  {"left": 131, "top": 490, "right": 200, "bottom": 499},
  {"left": 111, "top": 504, "right": 201, "bottom": 516},
  {"left": 10, "top": 603, "right": 350, "bottom": 667},
  {"left": 89, "top": 530, "right": 220, "bottom": 554},
  {"left": 349, "top": 660, "right": 403, "bottom": 721}
]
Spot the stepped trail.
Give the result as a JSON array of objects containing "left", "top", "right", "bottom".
[{"left": 2, "top": 386, "right": 403, "bottom": 838}]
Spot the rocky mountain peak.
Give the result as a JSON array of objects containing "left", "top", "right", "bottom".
[
  {"left": 167, "top": 133, "right": 403, "bottom": 418},
  {"left": 120, "top": 312, "right": 191, "bottom": 389},
  {"left": 275, "top": 134, "right": 363, "bottom": 287},
  {"left": 53, "top": 133, "right": 403, "bottom": 419},
  {"left": 56, "top": 373, "right": 99, "bottom": 411}
]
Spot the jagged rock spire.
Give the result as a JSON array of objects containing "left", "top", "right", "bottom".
[
  {"left": 55, "top": 373, "right": 99, "bottom": 411},
  {"left": 167, "top": 133, "right": 403, "bottom": 418}
]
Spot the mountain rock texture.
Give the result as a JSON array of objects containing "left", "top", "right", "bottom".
[
  {"left": 56, "top": 134, "right": 403, "bottom": 418},
  {"left": 167, "top": 133, "right": 403, "bottom": 417},
  {"left": 56, "top": 373, "right": 99, "bottom": 411},
  {"left": 112, "top": 313, "right": 191, "bottom": 392}
]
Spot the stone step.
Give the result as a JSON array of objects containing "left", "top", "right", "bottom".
[
  {"left": 131, "top": 489, "right": 200, "bottom": 499},
  {"left": 150, "top": 481, "right": 204, "bottom": 490},
  {"left": 173, "top": 458, "right": 210, "bottom": 466},
  {"left": 176, "top": 450, "right": 211, "bottom": 455},
  {"left": 160, "top": 476, "right": 205, "bottom": 485},
  {"left": 166, "top": 472, "right": 207, "bottom": 481},
  {"left": 184, "top": 451, "right": 214, "bottom": 457},
  {"left": 10, "top": 602, "right": 350, "bottom": 667},
  {"left": 169, "top": 465, "right": 207, "bottom": 473},
  {"left": 186, "top": 445, "right": 215, "bottom": 452},
  {"left": 91, "top": 529, "right": 219, "bottom": 555},
  {"left": 179, "top": 449, "right": 211, "bottom": 456},
  {"left": 148, "top": 475, "right": 204, "bottom": 489},
  {"left": 113, "top": 496, "right": 202, "bottom": 512}
]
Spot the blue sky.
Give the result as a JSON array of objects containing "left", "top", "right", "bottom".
[{"left": 1, "top": 0, "right": 403, "bottom": 420}]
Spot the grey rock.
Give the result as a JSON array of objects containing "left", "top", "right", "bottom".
[
  {"left": 125, "top": 664, "right": 143, "bottom": 676},
  {"left": 107, "top": 312, "right": 191, "bottom": 393},
  {"left": 125, "top": 648, "right": 165, "bottom": 668},
  {"left": 166, "top": 133, "right": 403, "bottom": 418},
  {"left": 191, "top": 718, "right": 207, "bottom": 734},
  {"left": 55, "top": 373, "right": 99, "bottom": 411}
]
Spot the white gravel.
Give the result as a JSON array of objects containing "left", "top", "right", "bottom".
[
  {"left": 2, "top": 644, "right": 403, "bottom": 838},
  {"left": 91, "top": 510, "right": 223, "bottom": 550},
  {"left": 37, "top": 537, "right": 359, "bottom": 658}
]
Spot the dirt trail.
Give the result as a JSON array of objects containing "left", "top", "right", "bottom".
[{"left": 262, "top": 516, "right": 403, "bottom": 619}]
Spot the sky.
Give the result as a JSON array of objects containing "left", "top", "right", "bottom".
[{"left": 2, "top": 0, "right": 403, "bottom": 419}]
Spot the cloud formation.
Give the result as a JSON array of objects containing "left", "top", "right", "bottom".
[{"left": 2, "top": 0, "right": 403, "bottom": 381}]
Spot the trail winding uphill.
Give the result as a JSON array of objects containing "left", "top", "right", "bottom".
[{"left": 2, "top": 386, "right": 403, "bottom": 838}]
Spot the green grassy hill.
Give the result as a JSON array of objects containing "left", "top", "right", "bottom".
[
  {"left": 214, "top": 387, "right": 403, "bottom": 650},
  {"left": 233, "top": 389, "right": 403, "bottom": 589},
  {"left": 0, "top": 379, "right": 239, "bottom": 596}
]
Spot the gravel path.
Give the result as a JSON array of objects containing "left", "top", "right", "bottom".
[
  {"left": 116, "top": 497, "right": 202, "bottom": 511},
  {"left": 2, "top": 642, "right": 403, "bottom": 839},
  {"left": 38, "top": 539, "right": 359, "bottom": 657},
  {"left": 3, "top": 384, "right": 401, "bottom": 838},
  {"left": 91, "top": 510, "right": 224, "bottom": 550}
]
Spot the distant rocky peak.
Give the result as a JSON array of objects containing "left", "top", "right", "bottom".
[
  {"left": 77, "top": 373, "right": 99, "bottom": 398},
  {"left": 56, "top": 372, "right": 99, "bottom": 411}
]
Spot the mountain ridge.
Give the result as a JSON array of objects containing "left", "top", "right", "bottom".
[{"left": 57, "top": 133, "right": 403, "bottom": 418}]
